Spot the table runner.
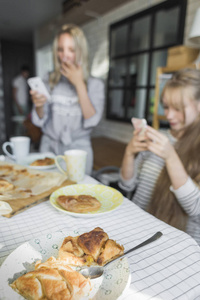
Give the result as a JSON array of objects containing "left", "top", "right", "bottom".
[{"left": 0, "top": 176, "right": 200, "bottom": 299}]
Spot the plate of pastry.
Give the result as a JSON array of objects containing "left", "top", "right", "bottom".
[
  {"left": 0, "top": 228, "right": 130, "bottom": 300},
  {"left": 20, "top": 152, "right": 56, "bottom": 170},
  {"left": 49, "top": 184, "right": 124, "bottom": 217}
]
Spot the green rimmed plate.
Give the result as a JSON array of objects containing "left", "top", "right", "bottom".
[{"left": 49, "top": 184, "right": 124, "bottom": 217}]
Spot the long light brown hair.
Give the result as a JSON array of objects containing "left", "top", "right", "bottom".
[
  {"left": 148, "top": 68, "right": 200, "bottom": 231},
  {"left": 49, "top": 24, "right": 89, "bottom": 89}
]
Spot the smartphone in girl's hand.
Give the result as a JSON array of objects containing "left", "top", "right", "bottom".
[{"left": 131, "top": 118, "right": 147, "bottom": 135}]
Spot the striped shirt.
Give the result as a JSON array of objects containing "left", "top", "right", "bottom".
[{"left": 119, "top": 130, "right": 200, "bottom": 245}]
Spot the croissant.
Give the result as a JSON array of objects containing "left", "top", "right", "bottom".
[
  {"left": 58, "top": 227, "right": 124, "bottom": 266},
  {"left": 10, "top": 256, "right": 91, "bottom": 300}
]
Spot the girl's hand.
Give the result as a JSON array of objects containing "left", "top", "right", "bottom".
[
  {"left": 126, "top": 128, "right": 148, "bottom": 156},
  {"left": 60, "top": 61, "right": 84, "bottom": 87},
  {"left": 30, "top": 90, "right": 47, "bottom": 108},
  {"left": 145, "top": 126, "right": 175, "bottom": 160}
]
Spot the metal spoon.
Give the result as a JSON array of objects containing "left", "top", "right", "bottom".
[{"left": 78, "top": 231, "right": 163, "bottom": 279}]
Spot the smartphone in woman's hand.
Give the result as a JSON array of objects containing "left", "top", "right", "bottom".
[
  {"left": 131, "top": 118, "right": 147, "bottom": 136},
  {"left": 27, "top": 77, "right": 51, "bottom": 100}
]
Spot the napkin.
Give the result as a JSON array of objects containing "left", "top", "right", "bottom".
[{"left": 0, "top": 201, "right": 12, "bottom": 215}]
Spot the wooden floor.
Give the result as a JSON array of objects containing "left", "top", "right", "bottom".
[{"left": 91, "top": 136, "right": 126, "bottom": 170}]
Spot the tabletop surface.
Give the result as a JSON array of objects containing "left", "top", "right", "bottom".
[{"left": 0, "top": 175, "right": 200, "bottom": 300}]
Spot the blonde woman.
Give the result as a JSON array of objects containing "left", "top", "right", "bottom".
[
  {"left": 120, "top": 69, "right": 200, "bottom": 245},
  {"left": 31, "top": 24, "right": 105, "bottom": 175}
]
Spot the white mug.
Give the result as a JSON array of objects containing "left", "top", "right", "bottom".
[
  {"left": 2, "top": 136, "right": 30, "bottom": 162},
  {"left": 55, "top": 149, "right": 87, "bottom": 182}
]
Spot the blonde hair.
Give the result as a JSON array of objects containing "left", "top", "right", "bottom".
[
  {"left": 49, "top": 24, "right": 89, "bottom": 89},
  {"left": 148, "top": 68, "right": 200, "bottom": 231},
  {"left": 161, "top": 69, "right": 200, "bottom": 111}
]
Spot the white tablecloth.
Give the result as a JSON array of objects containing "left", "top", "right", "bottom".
[{"left": 0, "top": 175, "right": 200, "bottom": 300}]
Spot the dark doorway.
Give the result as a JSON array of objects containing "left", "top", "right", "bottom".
[{"left": 1, "top": 39, "right": 34, "bottom": 139}]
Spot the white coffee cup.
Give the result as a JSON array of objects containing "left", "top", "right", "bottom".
[
  {"left": 55, "top": 149, "right": 87, "bottom": 182},
  {"left": 2, "top": 136, "right": 30, "bottom": 162}
]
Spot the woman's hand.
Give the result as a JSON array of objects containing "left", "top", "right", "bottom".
[
  {"left": 126, "top": 128, "right": 148, "bottom": 157},
  {"left": 146, "top": 125, "right": 189, "bottom": 190},
  {"left": 61, "top": 60, "right": 96, "bottom": 119},
  {"left": 60, "top": 61, "right": 84, "bottom": 88},
  {"left": 145, "top": 126, "right": 175, "bottom": 161},
  {"left": 30, "top": 90, "right": 46, "bottom": 119},
  {"left": 30, "top": 90, "right": 47, "bottom": 108}
]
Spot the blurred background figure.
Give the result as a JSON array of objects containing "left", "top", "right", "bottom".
[
  {"left": 30, "top": 24, "right": 105, "bottom": 175},
  {"left": 12, "top": 65, "right": 30, "bottom": 116},
  {"left": 12, "top": 64, "right": 30, "bottom": 135}
]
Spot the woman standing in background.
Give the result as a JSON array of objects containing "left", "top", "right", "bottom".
[{"left": 30, "top": 24, "right": 105, "bottom": 175}]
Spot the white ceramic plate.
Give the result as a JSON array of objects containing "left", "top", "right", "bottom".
[
  {"left": 0, "top": 230, "right": 130, "bottom": 300},
  {"left": 50, "top": 184, "right": 124, "bottom": 218},
  {"left": 20, "top": 152, "right": 56, "bottom": 170}
]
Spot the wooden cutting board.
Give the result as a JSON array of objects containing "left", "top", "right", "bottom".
[
  {"left": 3, "top": 179, "right": 75, "bottom": 218},
  {"left": 0, "top": 161, "right": 76, "bottom": 218}
]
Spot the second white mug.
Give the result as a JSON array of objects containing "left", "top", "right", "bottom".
[
  {"left": 55, "top": 149, "right": 87, "bottom": 182},
  {"left": 2, "top": 136, "right": 30, "bottom": 162}
]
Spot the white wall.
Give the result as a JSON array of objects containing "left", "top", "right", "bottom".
[{"left": 34, "top": 0, "right": 200, "bottom": 144}]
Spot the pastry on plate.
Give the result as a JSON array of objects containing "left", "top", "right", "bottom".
[
  {"left": 10, "top": 256, "right": 91, "bottom": 300},
  {"left": 30, "top": 157, "right": 55, "bottom": 166},
  {"left": 56, "top": 194, "right": 101, "bottom": 213},
  {"left": 58, "top": 227, "right": 124, "bottom": 266}
]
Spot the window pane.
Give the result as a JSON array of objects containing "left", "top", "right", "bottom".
[
  {"left": 153, "top": 7, "right": 180, "bottom": 47},
  {"left": 130, "top": 16, "right": 151, "bottom": 51},
  {"left": 127, "top": 89, "right": 146, "bottom": 119},
  {"left": 111, "top": 24, "right": 128, "bottom": 56},
  {"left": 108, "top": 90, "right": 125, "bottom": 118},
  {"left": 109, "top": 59, "right": 127, "bottom": 87},
  {"left": 129, "top": 54, "right": 149, "bottom": 86},
  {"left": 150, "top": 50, "right": 168, "bottom": 85}
]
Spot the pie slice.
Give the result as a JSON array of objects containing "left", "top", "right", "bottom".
[
  {"left": 58, "top": 236, "right": 87, "bottom": 265},
  {"left": 78, "top": 227, "right": 108, "bottom": 260},
  {"left": 58, "top": 227, "right": 124, "bottom": 266},
  {"left": 97, "top": 239, "right": 124, "bottom": 266}
]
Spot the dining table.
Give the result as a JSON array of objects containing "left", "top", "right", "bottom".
[{"left": 0, "top": 165, "right": 200, "bottom": 300}]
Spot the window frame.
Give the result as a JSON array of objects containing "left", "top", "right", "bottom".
[{"left": 106, "top": 0, "right": 187, "bottom": 123}]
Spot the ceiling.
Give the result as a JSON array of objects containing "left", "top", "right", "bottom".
[{"left": 0, "top": 0, "right": 134, "bottom": 43}]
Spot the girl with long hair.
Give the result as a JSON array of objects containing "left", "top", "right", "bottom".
[
  {"left": 120, "top": 68, "right": 200, "bottom": 245},
  {"left": 30, "top": 24, "right": 105, "bottom": 175}
]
